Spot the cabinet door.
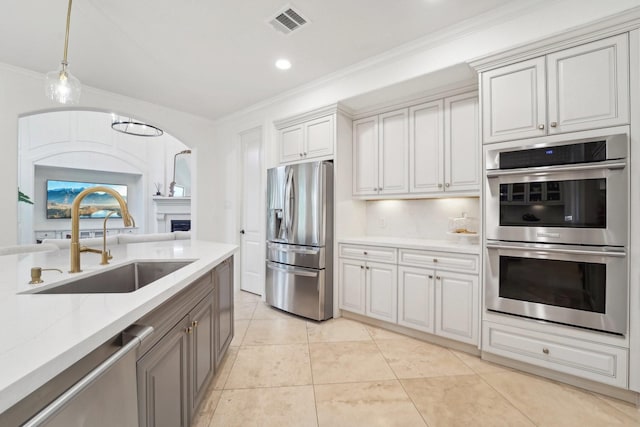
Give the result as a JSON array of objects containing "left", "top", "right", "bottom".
[
  {"left": 137, "top": 316, "right": 190, "bottom": 427},
  {"left": 279, "top": 124, "right": 304, "bottom": 163},
  {"left": 435, "top": 271, "right": 478, "bottom": 345},
  {"left": 378, "top": 109, "right": 409, "bottom": 194},
  {"left": 352, "top": 116, "right": 379, "bottom": 196},
  {"left": 547, "top": 34, "right": 629, "bottom": 134},
  {"left": 409, "top": 100, "right": 444, "bottom": 194},
  {"left": 305, "top": 115, "right": 334, "bottom": 159},
  {"left": 190, "top": 292, "right": 215, "bottom": 414},
  {"left": 482, "top": 57, "right": 546, "bottom": 143},
  {"left": 215, "top": 257, "right": 234, "bottom": 368},
  {"left": 339, "top": 258, "right": 366, "bottom": 314},
  {"left": 398, "top": 266, "right": 435, "bottom": 333},
  {"left": 445, "top": 92, "right": 480, "bottom": 193},
  {"left": 365, "top": 261, "right": 398, "bottom": 323}
]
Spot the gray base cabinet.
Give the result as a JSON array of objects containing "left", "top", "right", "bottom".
[{"left": 137, "top": 256, "right": 235, "bottom": 427}]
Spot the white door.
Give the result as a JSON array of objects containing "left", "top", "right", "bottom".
[
  {"left": 409, "top": 100, "right": 444, "bottom": 194},
  {"left": 240, "top": 127, "right": 263, "bottom": 295},
  {"left": 445, "top": 92, "right": 479, "bottom": 193},
  {"left": 304, "top": 115, "right": 334, "bottom": 159},
  {"left": 352, "top": 116, "right": 379, "bottom": 196},
  {"left": 481, "top": 56, "right": 547, "bottom": 143},
  {"left": 378, "top": 109, "right": 409, "bottom": 195},
  {"left": 339, "top": 258, "right": 366, "bottom": 314},
  {"left": 435, "top": 271, "right": 478, "bottom": 345},
  {"left": 547, "top": 33, "right": 629, "bottom": 134},
  {"left": 365, "top": 261, "right": 398, "bottom": 323},
  {"left": 398, "top": 266, "right": 435, "bottom": 333}
]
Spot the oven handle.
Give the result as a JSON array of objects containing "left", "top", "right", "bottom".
[
  {"left": 485, "top": 241, "right": 626, "bottom": 257},
  {"left": 486, "top": 159, "right": 626, "bottom": 178}
]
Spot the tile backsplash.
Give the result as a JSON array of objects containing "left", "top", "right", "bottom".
[{"left": 365, "top": 198, "right": 480, "bottom": 240}]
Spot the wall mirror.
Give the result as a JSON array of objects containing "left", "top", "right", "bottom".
[{"left": 171, "top": 149, "right": 192, "bottom": 197}]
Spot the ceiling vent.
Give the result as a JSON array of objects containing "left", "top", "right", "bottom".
[{"left": 268, "top": 6, "right": 309, "bottom": 35}]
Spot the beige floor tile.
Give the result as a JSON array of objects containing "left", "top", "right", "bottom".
[
  {"left": 307, "top": 318, "right": 372, "bottom": 343},
  {"left": 365, "top": 325, "right": 414, "bottom": 341},
  {"left": 402, "top": 375, "right": 534, "bottom": 426},
  {"left": 225, "top": 344, "right": 312, "bottom": 389},
  {"left": 309, "top": 341, "right": 395, "bottom": 384},
  {"left": 235, "top": 301, "right": 258, "bottom": 320},
  {"left": 212, "top": 346, "right": 239, "bottom": 390},
  {"left": 230, "top": 319, "right": 249, "bottom": 347},
  {"left": 315, "top": 380, "right": 426, "bottom": 427},
  {"left": 191, "top": 389, "right": 223, "bottom": 427},
  {"left": 211, "top": 386, "right": 318, "bottom": 427},
  {"left": 251, "top": 302, "right": 304, "bottom": 320},
  {"left": 595, "top": 394, "right": 640, "bottom": 423},
  {"left": 481, "top": 370, "right": 639, "bottom": 426},
  {"left": 450, "top": 349, "right": 512, "bottom": 374},
  {"left": 242, "top": 319, "right": 308, "bottom": 345},
  {"left": 376, "top": 339, "right": 473, "bottom": 379},
  {"left": 234, "top": 290, "right": 261, "bottom": 303}
]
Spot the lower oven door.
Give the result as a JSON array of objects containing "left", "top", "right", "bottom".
[{"left": 485, "top": 241, "right": 627, "bottom": 335}]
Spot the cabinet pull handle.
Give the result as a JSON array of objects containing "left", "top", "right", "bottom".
[
  {"left": 538, "top": 124, "right": 545, "bottom": 130},
  {"left": 192, "top": 320, "right": 198, "bottom": 328},
  {"left": 550, "top": 121, "right": 557, "bottom": 128},
  {"left": 186, "top": 326, "right": 193, "bottom": 334},
  {"left": 542, "top": 347, "right": 550, "bottom": 355}
]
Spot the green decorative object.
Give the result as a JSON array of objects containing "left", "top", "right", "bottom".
[{"left": 18, "top": 188, "right": 34, "bottom": 205}]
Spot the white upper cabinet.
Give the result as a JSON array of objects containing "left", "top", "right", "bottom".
[
  {"left": 378, "top": 109, "right": 409, "bottom": 195},
  {"left": 546, "top": 34, "right": 629, "bottom": 134},
  {"left": 353, "top": 110, "right": 408, "bottom": 196},
  {"left": 481, "top": 34, "right": 629, "bottom": 143},
  {"left": 278, "top": 114, "right": 334, "bottom": 164},
  {"left": 445, "top": 92, "right": 480, "bottom": 193},
  {"left": 409, "top": 100, "right": 444, "bottom": 193}
]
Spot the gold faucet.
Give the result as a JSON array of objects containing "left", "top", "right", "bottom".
[{"left": 70, "top": 186, "right": 133, "bottom": 273}]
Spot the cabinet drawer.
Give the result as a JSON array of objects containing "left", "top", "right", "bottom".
[
  {"left": 339, "top": 244, "right": 397, "bottom": 263},
  {"left": 483, "top": 322, "right": 628, "bottom": 388},
  {"left": 399, "top": 249, "right": 478, "bottom": 273}
]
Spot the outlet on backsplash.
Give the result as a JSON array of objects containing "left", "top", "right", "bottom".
[{"left": 365, "top": 198, "right": 480, "bottom": 240}]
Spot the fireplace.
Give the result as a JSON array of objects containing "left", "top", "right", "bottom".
[
  {"left": 171, "top": 220, "right": 191, "bottom": 232},
  {"left": 152, "top": 196, "right": 191, "bottom": 233}
]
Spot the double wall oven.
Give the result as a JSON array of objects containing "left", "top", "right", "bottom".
[{"left": 485, "top": 130, "right": 629, "bottom": 335}]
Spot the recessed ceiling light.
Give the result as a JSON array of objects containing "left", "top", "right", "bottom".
[{"left": 275, "top": 59, "right": 292, "bottom": 70}]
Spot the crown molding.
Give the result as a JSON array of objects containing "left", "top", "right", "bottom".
[{"left": 273, "top": 103, "right": 352, "bottom": 129}]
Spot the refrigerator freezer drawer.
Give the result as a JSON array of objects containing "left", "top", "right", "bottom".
[
  {"left": 267, "top": 242, "right": 325, "bottom": 269},
  {"left": 266, "top": 261, "right": 332, "bottom": 321}
]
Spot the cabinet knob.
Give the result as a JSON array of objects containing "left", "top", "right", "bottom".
[
  {"left": 550, "top": 121, "right": 557, "bottom": 128},
  {"left": 186, "top": 326, "right": 193, "bottom": 334},
  {"left": 538, "top": 124, "right": 545, "bottom": 130},
  {"left": 360, "top": 265, "right": 364, "bottom": 269},
  {"left": 428, "top": 275, "right": 433, "bottom": 279},
  {"left": 299, "top": 153, "right": 303, "bottom": 157},
  {"left": 445, "top": 183, "right": 450, "bottom": 188},
  {"left": 363, "top": 251, "right": 368, "bottom": 255},
  {"left": 192, "top": 320, "right": 198, "bottom": 328},
  {"left": 366, "top": 266, "right": 370, "bottom": 270},
  {"left": 433, "top": 258, "right": 438, "bottom": 263},
  {"left": 303, "top": 152, "right": 308, "bottom": 156},
  {"left": 438, "top": 184, "right": 443, "bottom": 188},
  {"left": 436, "top": 276, "right": 441, "bottom": 280},
  {"left": 542, "top": 347, "right": 550, "bottom": 355}
]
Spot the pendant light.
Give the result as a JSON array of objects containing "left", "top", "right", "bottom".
[{"left": 45, "top": 0, "right": 81, "bottom": 104}]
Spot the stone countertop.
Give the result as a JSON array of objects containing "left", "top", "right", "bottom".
[
  {"left": 0, "top": 239, "right": 237, "bottom": 414},
  {"left": 338, "top": 236, "right": 481, "bottom": 254}
]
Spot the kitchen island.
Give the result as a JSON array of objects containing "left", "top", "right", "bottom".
[{"left": 0, "top": 239, "right": 237, "bottom": 418}]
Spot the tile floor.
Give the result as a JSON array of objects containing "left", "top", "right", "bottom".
[{"left": 192, "top": 291, "right": 640, "bottom": 427}]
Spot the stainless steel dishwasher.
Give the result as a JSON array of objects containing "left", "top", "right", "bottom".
[{"left": 1, "top": 325, "right": 153, "bottom": 427}]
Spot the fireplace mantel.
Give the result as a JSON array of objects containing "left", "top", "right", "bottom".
[{"left": 152, "top": 196, "right": 191, "bottom": 232}]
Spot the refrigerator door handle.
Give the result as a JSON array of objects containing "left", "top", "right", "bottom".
[
  {"left": 267, "top": 242, "right": 320, "bottom": 255},
  {"left": 266, "top": 261, "right": 319, "bottom": 277},
  {"left": 283, "top": 167, "right": 294, "bottom": 239}
]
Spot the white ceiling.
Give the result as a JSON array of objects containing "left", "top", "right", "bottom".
[{"left": 1, "top": 0, "right": 516, "bottom": 120}]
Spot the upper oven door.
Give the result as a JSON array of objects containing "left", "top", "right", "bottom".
[{"left": 486, "top": 161, "right": 627, "bottom": 246}]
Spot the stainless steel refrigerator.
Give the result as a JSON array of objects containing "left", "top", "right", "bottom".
[{"left": 265, "top": 161, "right": 333, "bottom": 321}]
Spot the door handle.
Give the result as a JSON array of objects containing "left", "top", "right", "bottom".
[{"left": 240, "top": 229, "right": 245, "bottom": 234}]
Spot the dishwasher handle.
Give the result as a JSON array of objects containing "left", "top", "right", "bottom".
[{"left": 23, "top": 325, "right": 154, "bottom": 427}]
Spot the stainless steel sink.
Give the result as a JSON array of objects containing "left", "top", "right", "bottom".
[{"left": 34, "top": 261, "right": 193, "bottom": 294}]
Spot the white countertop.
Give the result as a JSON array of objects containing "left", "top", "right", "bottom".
[
  {"left": 0, "top": 239, "right": 237, "bottom": 414},
  {"left": 339, "top": 236, "right": 480, "bottom": 254}
]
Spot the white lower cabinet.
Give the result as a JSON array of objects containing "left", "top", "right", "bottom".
[
  {"left": 483, "top": 321, "right": 628, "bottom": 388},
  {"left": 340, "top": 243, "right": 479, "bottom": 345}
]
